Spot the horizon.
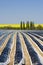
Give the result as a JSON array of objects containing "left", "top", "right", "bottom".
[{"left": 0, "top": 0, "right": 43, "bottom": 24}]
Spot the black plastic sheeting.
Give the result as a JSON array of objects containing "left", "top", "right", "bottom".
[
  {"left": 21, "top": 33, "right": 42, "bottom": 65},
  {"left": 29, "top": 33, "right": 43, "bottom": 41},
  {"left": 14, "top": 33, "right": 23, "bottom": 64},
  {"left": 26, "top": 33, "right": 43, "bottom": 51},
  {"left": 0, "top": 34, "right": 13, "bottom": 62},
  {"left": 0, "top": 32, "right": 5, "bottom": 37},
  {"left": 0, "top": 32, "right": 13, "bottom": 46},
  {"left": 0, "top": 34, "right": 8, "bottom": 46},
  {"left": 30, "top": 32, "right": 43, "bottom": 37}
]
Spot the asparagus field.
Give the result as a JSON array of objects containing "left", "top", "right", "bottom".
[{"left": 0, "top": 30, "right": 43, "bottom": 65}]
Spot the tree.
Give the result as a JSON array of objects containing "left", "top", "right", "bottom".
[
  {"left": 37, "top": 25, "right": 43, "bottom": 30},
  {"left": 30, "top": 21, "right": 35, "bottom": 30},
  {"left": 23, "top": 21, "right": 25, "bottom": 29},
  {"left": 30, "top": 21, "right": 33, "bottom": 30},
  {"left": 32, "top": 22, "right": 35, "bottom": 29},
  {"left": 20, "top": 21, "right": 22, "bottom": 29},
  {"left": 26, "top": 21, "right": 29, "bottom": 29}
]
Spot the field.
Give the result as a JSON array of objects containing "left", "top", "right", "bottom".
[
  {"left": 0, "top": 24, "right": 43, "bottom": 28},
  {"left": 0, "top": 30, "right": 43, "bottom": 65}
]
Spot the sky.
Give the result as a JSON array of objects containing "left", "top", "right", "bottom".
[{"left": 0, "top": 0, "right": 43, "bottom": 24}]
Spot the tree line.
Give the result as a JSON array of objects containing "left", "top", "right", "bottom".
[
  {"left": 0, "top": 21, "right": 43, "bottom": 30},
  {"left": 20, "top": 21, "right": 43, "bottom": 30}
]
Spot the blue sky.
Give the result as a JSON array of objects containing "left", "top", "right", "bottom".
[{"left": 0, "top": 0, "right": 43, "bottom": 24}]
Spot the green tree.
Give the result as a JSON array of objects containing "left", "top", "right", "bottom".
[
  {"left": 23, "top": 21, "right": 25, "bottom": 29},
  {"left": 37, "top": 25, "right": 43, "bottom": 30},
  {"left": 30, "top": 21, "right": 33, "bottom": 30},
  {"left": 30, "top": 21, "right": 35, "bottom": 30},
  {"left": 32, "top": 22, "right": 35, "bottom": 29},
  {"left": 20, "top": 21, "right": 22, "bottom": 30},
  {"left": 26, "top": 21, "right": 29, "bottom": 29}
]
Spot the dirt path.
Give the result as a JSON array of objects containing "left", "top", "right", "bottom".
[
  {"left": 0, "top": 33, "right": 12, "bottom": 55},
  {"left": 8, "top": 33, "right": 16, "bottom": 65},
  {"left": 29, "top": 33, "right": 43, "bottom": 46},
  {"left": 23, "top": 33, "right": 43, "bottom": 57},
  {"left": 19, "top": 33, "right": 32, "bottom": 65}
]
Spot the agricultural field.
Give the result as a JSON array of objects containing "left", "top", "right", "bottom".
[{"left": 0, "top": 30, "right": 43, "bottom": 65}]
